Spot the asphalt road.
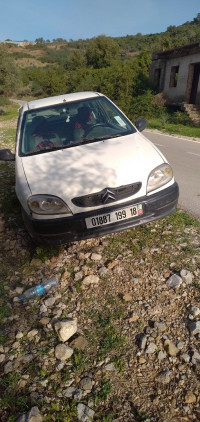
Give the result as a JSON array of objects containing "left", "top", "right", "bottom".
[{"left": 144, "top": 130, "right": 200, "bottom": 220}]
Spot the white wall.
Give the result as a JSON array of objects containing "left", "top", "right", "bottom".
[{"left": 163, "top": 53, "right": 200, "bottom": 102}]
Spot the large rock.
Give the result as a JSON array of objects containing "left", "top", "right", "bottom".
[
  {"left": 16, "top": 406, "right": 42, "bottom": 422},
  {"left": 54, "top": 319, "right": 77, "bottom": 342}
]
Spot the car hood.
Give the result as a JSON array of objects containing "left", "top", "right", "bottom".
[{"left": 21, "top": 132, "right": 165, "bottom": 210}]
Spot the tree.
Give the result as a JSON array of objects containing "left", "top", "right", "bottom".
[
  {"left": 0, "top": 46, "right": 21, "bottom": 96},
  {"left": 85, "top": 35, "right": 121, "bottom": 68},
  {"left": 35, "top": 37, "right": 45, "bottom": 44},
  {"left": 66, "top": 50, "right": 87, "bottom": 70}
]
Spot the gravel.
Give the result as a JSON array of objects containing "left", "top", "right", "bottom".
[{"left": 0, "top": 124, "right": 200, "bottom": 421}]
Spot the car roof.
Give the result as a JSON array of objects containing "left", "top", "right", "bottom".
[{"left": 22, "top": 91, "right": 102, "bottom": 112}]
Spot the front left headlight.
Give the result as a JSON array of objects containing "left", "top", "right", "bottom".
[
  {"left": 28, "top": 195, "right": 72, "bottom": 215},
  {"left": 147, "top": 164, "right": 173, "bottom": 193}
]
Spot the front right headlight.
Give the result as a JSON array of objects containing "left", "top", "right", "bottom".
[
  {"left": 28, "top": 195, "right": 72, "bottom": 215},
  {"left": 147, "top": 164, "right": 173, "bottom": 193}
]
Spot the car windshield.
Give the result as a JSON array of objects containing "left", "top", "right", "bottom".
[{"left": 19, "top": 96, "right": 136, "bottom": 156}]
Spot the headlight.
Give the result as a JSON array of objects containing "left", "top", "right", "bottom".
[
  {"left": 147, "top": 164, "right": 173, "bottom": 193},
  {"left": 28, "top": 195, "right": 71, "bottom": 215}
]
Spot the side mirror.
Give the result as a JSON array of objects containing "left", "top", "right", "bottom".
[
  {"left": 135, "top": 119, "right": 147, "bottom": 132},
  {"left": 0, "top": 149, "right": 15, "bottom": 161}
]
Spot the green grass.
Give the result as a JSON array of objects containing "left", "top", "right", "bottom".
[
  {"left": 0, "top": 128, "right": 16, "bottom": 146},
  {"left": 0, "top": 102, "right": 19, "bottom": 121},
  {"left": 148, "top": 118, "right": 200, "bottom": 138}
]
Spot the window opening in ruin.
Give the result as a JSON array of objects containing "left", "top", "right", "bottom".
[{"left": 169, "top": 66, "right": 179, "bottom": 87}]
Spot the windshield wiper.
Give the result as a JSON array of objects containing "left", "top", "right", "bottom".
[{"left": 83, "top": 133, "right": 122, "bottom": 142}]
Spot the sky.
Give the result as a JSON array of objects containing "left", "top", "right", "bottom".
[{"left": 0, "top": 0, "right": 200, "bottom": 42}]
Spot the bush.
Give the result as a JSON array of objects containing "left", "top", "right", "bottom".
[
  {"left": 0, "top": 96, "right": 10, "bottom": 106},
  {"left": 129, "top": 90, "right": 166, "bottom": 120},
  {"left": 170, "top": 110, "right": 192, "bottom": 126}
]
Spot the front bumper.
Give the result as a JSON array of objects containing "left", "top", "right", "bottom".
[{"left": 22, "top": 182, "right": 179, "bottom": 245}]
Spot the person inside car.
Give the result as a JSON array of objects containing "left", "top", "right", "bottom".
[
  {"left": 73, "top": 106, "right": 93, "bottom": 143},
  {"left": 28, "top": 116, "right": 60, "bottom": 152}
]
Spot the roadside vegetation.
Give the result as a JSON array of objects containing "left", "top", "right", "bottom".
[{"left": 0, "top": 14, "right": 200, "bottom": 137}]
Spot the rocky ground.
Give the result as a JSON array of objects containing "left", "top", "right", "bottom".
[{"left": 0, "top": 117, "right": 200, "bottom": 422}]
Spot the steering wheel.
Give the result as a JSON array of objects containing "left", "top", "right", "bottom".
[{"left": 84, "top": 123, "right": 108, "bottom": 137}]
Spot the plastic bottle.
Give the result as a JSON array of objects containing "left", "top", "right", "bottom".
[{"left": 19, "top": 276, "right": 58, "bottom": 301}]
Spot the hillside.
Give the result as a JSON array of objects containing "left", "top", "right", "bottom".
[{"left": 3, "top": 13, "right": 200, "bottom": 68}]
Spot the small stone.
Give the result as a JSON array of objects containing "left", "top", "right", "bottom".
[
  {"left": 0, "top": 354, "right": 6, "bottom": 363},
  {"left": 39, "top": 317, "right": 50, "bottom": 325},
  {"left": 190, "top": 306, "right": 200, "bottom": 317},
  {"left": 177, "top": 342, "right": 184, "bottom": 350},
  {"left": 154, "top": 322, "right": 167, "bottom": 332},
  {"left": 82, "top": 275, "right": 99, "bottom": 285},
  {"left": 185, "top": 391, "right": 196, "bottom": 404},
  {"left": 55, "top": 344, "right": 73, "bottom": 361},
  {"left": 4, "top": 361, "right": 13, "bottom": 374},
  {"left": 107, "top": 260, "right": 119, "bottom": 269},
  {"left": 98, "top": 267, "right": 109, "bottom": 277},
  {"left": 80, "top": 377, "right": 93, "bottom": 391},
  {"left": 164, "top": 339, "right": 179, "bottom": 357},
  {"left": 27, "top": 329, "right": 38, "bottom": 339},
  {"left": 191, "top": 351, "right": 200, "bottom": 364},
  {"left": 158, "top": 351, "right": 167, "bottom": 361},
  {"left": 146, "top": 342, "right": 157, "bottom": 354},
  {"left": 16, "top": 406, "right": 42, "bottom": 422},
  {"left": 70, "top": 335, "right": 88, "bottom": 350},
  {"left": 63, "top": 386, "right": 76, "bottom": 398},
  {"left": 123, "top": 293, "right": 132, "bottom": 302},
  {"left": 104, "top": 363, "right": 116, "bottom": 371},
  {"left": 157, "top": 368, "right": 172, "bottom": 384},
  {"left": 137, "top": 334, "right": 147, "bottom": 350},
  {"left": 73, "top": 389, "right": 83, "bottom": 400},
  {"left": 180, "top": 269, "right": 193, "bottom": 285},
  {"left": 44, "top": 297, "right": 56, "bottom": 307},
  {"left": 75, "top": 271, "right": 83, "bottom": 281},
  {"left": 166, "top": 274, "right": 182, "bottom": 289},
  {"left": 139, "top": 357, "right": 146, "bottom": 364},
  {"left": 16, "top": 331, "right": 23, "bottom": 339},
  {"left": 180, "top": 353, "right": 190, "bottom": 363},
  {"left": 77, "top": 403, "right": 95, "bottom": 421},
  {"left": 40, "top": 304, "right": 47, "bottom": 313},
  {"left": 129, "top": 313, "right": 139, "bottom": 322},
  {"left": 91, "top": 253, "right": 102, "bottom": 261},
  {"left": 188, "top": 320, "right": 200, "bottom": 335}
]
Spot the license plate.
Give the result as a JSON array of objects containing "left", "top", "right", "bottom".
[{"left": 85, "top": 204, "right": 143, "bottom": 229}]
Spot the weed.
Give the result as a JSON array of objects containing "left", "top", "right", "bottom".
[
  {"left": 93, "top": 379, "right": 112, "bottom": 406},
  {"left": 45, "top": 400, "right": 78, "bottom": 421},
  {"left": 113, "top": 356, "right": 125, "bottom": 374},
  {"left": 99, "top": 326, "right": 125, "bottom": 357},
  {"left": 34, "top": 245, "right": 61, "bottom": 261},
  {"left": 74, "top": 280, "right": 82, "bottom": 292},
  {"left": 71, "top": 349, "right": 90, "bottom": 373}
]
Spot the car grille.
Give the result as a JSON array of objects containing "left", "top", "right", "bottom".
[{"left": 72, "top": 182, "right": 142, "bottom": 207}]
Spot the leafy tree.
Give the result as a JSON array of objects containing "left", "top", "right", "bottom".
[
  {"left": 0, "top": 46, "right": 21, "bottom": 95},
  {"left": 85, "top": 35, "right": 121, "bottom": 68},
  {"left": 66, "top": 50, "right": 87, "bottom": 70},
  {"left": 35, "top": 37, "right": 45, "bottom": 44}
]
